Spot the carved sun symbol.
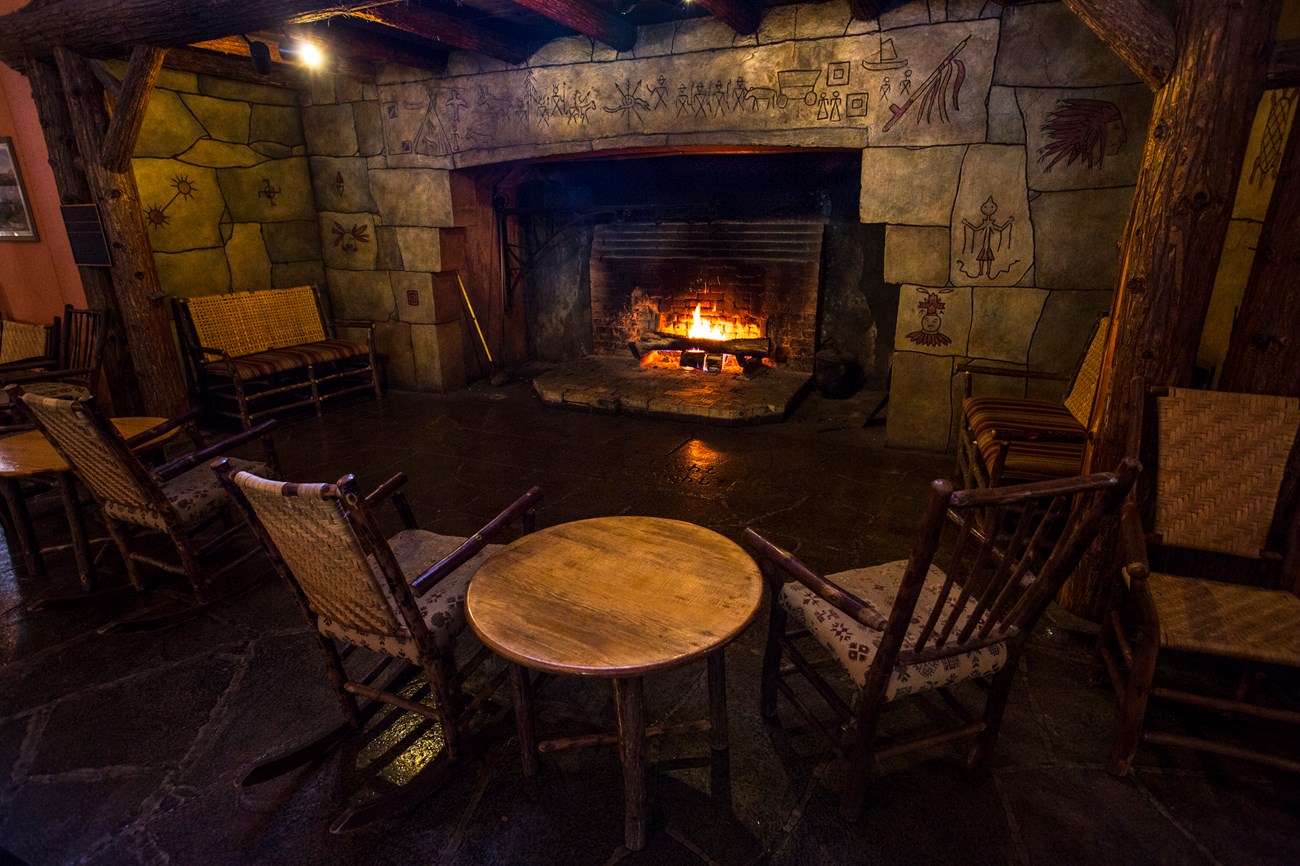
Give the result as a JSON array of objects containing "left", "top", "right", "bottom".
[
  {"left": 170, "top": 174, "right": 197, "bottom": 199},
  {"left": 145, "top": 206, "right": 170, "bottom": 228}
]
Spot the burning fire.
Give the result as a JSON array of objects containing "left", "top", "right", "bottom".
[{"left": 687, "top": 304, "right": 730, "bottom": 341}]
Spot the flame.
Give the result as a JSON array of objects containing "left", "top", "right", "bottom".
[{"left": 687, "top": 304, "right": 729, "bottom": 341}]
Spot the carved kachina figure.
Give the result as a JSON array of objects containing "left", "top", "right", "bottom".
[{"left": 960, "top": 196, "right": 1015, "bottom": 279}]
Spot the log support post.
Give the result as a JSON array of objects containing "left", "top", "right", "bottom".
[
  {"left": 53, "top": 46, "right": 189, "bottom": 417},
  {"left": 1065, "top": 0, "right": 1280, "bottom": 618},
  {"left": 24, "top": 56, "right": 142, "bottom": 415}
]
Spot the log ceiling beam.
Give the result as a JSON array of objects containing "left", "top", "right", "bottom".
[
  {"left": 1062, "top": 0, "right": 1175, "bottom": 91},
  {"left": 1268, "top": 38, "right": 1300, "bottom": 87},
  {"left": 510, "top": 0, "right": 635, "bottom": 51},
  {"left": 189, "top": 33, "right": 373, "bottom": 81},
  {"left": 162, "top": 46, "right": 309, "bottom": 89},
  {"left": 347, "top": 5, "right": 530, "bottom": 65},
  {"left": 100, "top": 45, "right": 165, "bottom": 174},
  {"left": 694, "top": 0, "right": 762, "bottom": 36},
  {"left": 0, "top": 0, "right": 400, "bottom": 66},
  {"left": 295, "top": 22, "right": 449, "bottom": 74}
]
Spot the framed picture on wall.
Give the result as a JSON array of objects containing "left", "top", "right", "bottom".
[{"left": 0, "top": 137, "right": 39, "bottom": 241}]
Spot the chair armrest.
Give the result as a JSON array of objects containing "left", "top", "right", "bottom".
[
  {"left": 0, "top": 366, "right": 91, "bottom": 386},
  {"left": 333, "top": 318, "right": 376, "bottom": 331},
  {"left": 123, "top": 408, "right": 203, "bottom": 449},
  {"left": 154, "top": 419, "right": 278, "bottom": 481},
  {"left": 0, "top": 358, "right": 56, "bottom": 374},
  {"left": 411, "top": 486, "right": 544, "bottom": 595},
  {"left": 956, "top": 364, "right": 1071, "bottom": 382},
  {"left": 742, "top": 528, "right": 888, "bottom": 631},
  {"left": 366, "top": 472, "right": 417, "bottom": 530}
]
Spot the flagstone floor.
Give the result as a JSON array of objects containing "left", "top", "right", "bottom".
[{"left": 1, "top": 384, "right": 1297, "bottom": 865}]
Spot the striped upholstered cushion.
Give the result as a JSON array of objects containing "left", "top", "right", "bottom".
[
  {"left": 965, "top": 396, "right": 1086, "bottom": 482},
  {"left": 200, "top": 339, "right": 366, "bottom": 380}
]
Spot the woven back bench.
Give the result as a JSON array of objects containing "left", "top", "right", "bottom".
[{"left": 175, "top": 286, "right": 380, "bottom": 429}]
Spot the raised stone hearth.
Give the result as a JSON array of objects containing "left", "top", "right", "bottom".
[{"left": 533, "top": 357, "right": 810, "bottom": 424}]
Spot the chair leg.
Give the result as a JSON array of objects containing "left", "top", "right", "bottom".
[
  {"left": 173, "top": 532, "right": 209, "bottom": 605},
  {"left": 1107, "top": 624, "right": 1159, "bottom": 777},
  {"left": 424, "top": 654, "right": 467, "bottom": 760},
  {"left": 509, "top": 663, "right": 539, "bottom": 777},
  {"left": 760, "top": 597, "right": 787, "bottom": 719},
  {"left": 103, "top": 517, "right": 144, "bottom": 591},
  {"left": 1091, "top": 591, "right": 1122, "bottom": 687},
  {"left": 966, "top": 661, "right": 1020, "bottom": 777},
  {"left": 840, "top": 688, "right": 887, "bottom": 821}
]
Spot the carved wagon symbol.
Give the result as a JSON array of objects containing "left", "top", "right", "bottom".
[{"left": 775, "top": 69, "right": 821, "bottom": 109}]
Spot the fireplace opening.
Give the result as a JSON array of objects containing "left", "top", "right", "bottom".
[{"left": 487, "top": 149, "right": 890, "bottom": 422}]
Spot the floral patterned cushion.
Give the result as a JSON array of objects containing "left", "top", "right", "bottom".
[
  {"left": 779, "top": 559, "right": 1010, "bottom": 702},
  {"left": 317, "top": 530, "right": 501, "bottom": 662},
  {"left": 102, "top": 456, "right": 270, "bottom": 530}
]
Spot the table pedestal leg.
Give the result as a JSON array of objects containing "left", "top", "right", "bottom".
[
  {"left": 0, "top": 477, "right": 43, "bottom": 575},
  {"left": 57, "top": 472, "right": 96, "bottom": 592},
  {"left": 613, "top": 676, "right": 647, "bottom": 851},
  {"left": 509, "top": 663, "right": 538, "bottom": 777},
  {"left": 707, "top": 650, "right": 729, "bottom": 751}
]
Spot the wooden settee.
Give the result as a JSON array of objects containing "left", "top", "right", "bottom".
[{"left": 175, "top": 286, "right": 380, "bottom": 428}]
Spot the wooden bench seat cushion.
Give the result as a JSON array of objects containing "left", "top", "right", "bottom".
[
  {"left": 316, "top": 530, "right": 502, "bottom": 662},
  {"left": 200, "top": 339, "right": 367, "bottom": 380},
  {"left": 1147, "top": 573, "right": 1300, "bottom": 667},
  {"left": 779, "top": 559, "right": 1010, "bottom": 701},
  {"left": 964, "top": 396, "right": 1086, "bottom": 481}
]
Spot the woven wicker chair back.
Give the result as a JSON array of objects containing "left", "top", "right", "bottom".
[
  {"left": 20, "top": 394, "right": 155, "bottom": 512},
  {"left": 231, "top": 470, "right": 402, "bottom": 636},
  {"left": 1154, "top": 388, "right": 1300, "bottom": 558},
  {"left": 185, "top": 287, "right": 326, "bottom": 360},
  {"left": 906, "top": 469, "right": 1128, "bottom": 660},
  {"left": 0, "top": 320, "right": 51, "bottom": 365},
  {"left": 1062, "top": 316, "right": 1109, "bottom": 428}
]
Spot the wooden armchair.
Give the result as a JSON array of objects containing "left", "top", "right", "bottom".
[
  {"left": 214, "top": 460, "right": 542, "bottom": 832},
  {"left": 11, "top": 388, "right": 278, "bottom": 632},
  {"left": 745, "top": 458, "right": 1138, "bottom": 819},
  {"left": 1094, "top": 386, "right": 1300, "bottom": 775},
  {"left": 956, "top": 316, "right": 1108, "bottom": 488},
  {"left": 0, "top": 306, "right": 105, "bottom": 397}
]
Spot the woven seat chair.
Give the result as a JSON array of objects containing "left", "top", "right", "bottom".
[
  {"left": 11, "top": 388, "right": 278, "bottom": 632},
  {"left": 956, "top": 316, "right": 1109, "bottom": 488},
  {"left": 0, "top": 306, "right": 106, "bottom": 403},
  {"left": 214, "top": 460, "right": 543, "bottom": 832},
  {"left": 745, "top": 458, "right": 1138, "bottom": 819},
  {"left": 1095, "top": 386, "right": 1300, "bottom": 775}
]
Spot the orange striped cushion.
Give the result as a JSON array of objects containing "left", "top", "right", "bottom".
[
  {"left": 965, "top": 397, "right": 1086, "bottom": 482},
  {"left": 201, "top": 340, "right": 366, "bottom": 380}
]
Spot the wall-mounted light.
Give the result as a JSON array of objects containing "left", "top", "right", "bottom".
[
  {"left": 279, "top": 35, "right": 324, "bottom": 69},
  {"left": 243, "top": 35, "right": 272, "bottom": 75}
]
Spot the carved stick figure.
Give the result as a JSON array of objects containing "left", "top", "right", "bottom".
[
  {"left": 880, "top": 76, "right": 891, "bottom": 102},
  {"left": 961, "top": 196, "right": 1015, "bottom": 279}
]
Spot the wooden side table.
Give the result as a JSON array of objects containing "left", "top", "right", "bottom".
[
  {"left": 0, "top": 417, "right": 176, "bottom": 588},
  {"left": 466, "top": 516, "right": 763, "bottom": 851}
]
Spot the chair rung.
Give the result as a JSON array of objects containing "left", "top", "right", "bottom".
[
  {"left": 1143, "top": 731, "right": 1300, "bottom": 774},
  {"left": 1150, "top": 685, "right": 1300, "bottom": 724}
]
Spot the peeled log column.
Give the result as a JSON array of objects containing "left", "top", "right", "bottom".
[
  {"left": 1064, "top": 0, "right": 1279, "bottom": 619},
  {"left": 54, "top": 47, "right": 188, "bottom": 417},
  {"left": 24, "top": 57, "right": 142, "bottom": 416}
]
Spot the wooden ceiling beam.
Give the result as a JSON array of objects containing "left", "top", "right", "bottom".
[
  {"left": 694, "top": 0, "right": 762, "bottom": 36},
  {"left": 1062, "top": 0, "right": 1175, "bottom": 91},
  {"left": 347, "top": 5, "right": 529, "bottom": 65},
  {"left": 161, "top": 46, "right": 310, "bottom": 89},
  {"left": 189, "top": 32, "right": 383, "bottom": 80},
  {"left": 0, "top": 0, "right": 399, "bottom": 66},
  {"left": 1268, "top": 38, "right": 1300, "bottom": 87},
  {"left": 510, "top": 0, "right": 636, "bottom": 51},
  {"left": 294, "top": 21, "right": 449, "bottom": 73},
  {"left": 100, "top": 45, "right": 166, "bottom": 173}
]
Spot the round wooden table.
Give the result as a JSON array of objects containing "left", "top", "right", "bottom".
[
  {"left": 0, "top": 417, "right": 175, "bottom": 586},
  {"left": 466, "top": 516, "right": 764, "bottom": 851}
]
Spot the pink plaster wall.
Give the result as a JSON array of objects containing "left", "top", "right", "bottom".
[{"left": 0, "top": 0, "right": 87, "bottom": 325}]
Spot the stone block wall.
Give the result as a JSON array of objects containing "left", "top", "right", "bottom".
[
  {"left": 125, "top": 66, "right": 324, "bottom": 299},
  {"left": 299, "top": 74, "right": 466, "bottom": 392}
]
